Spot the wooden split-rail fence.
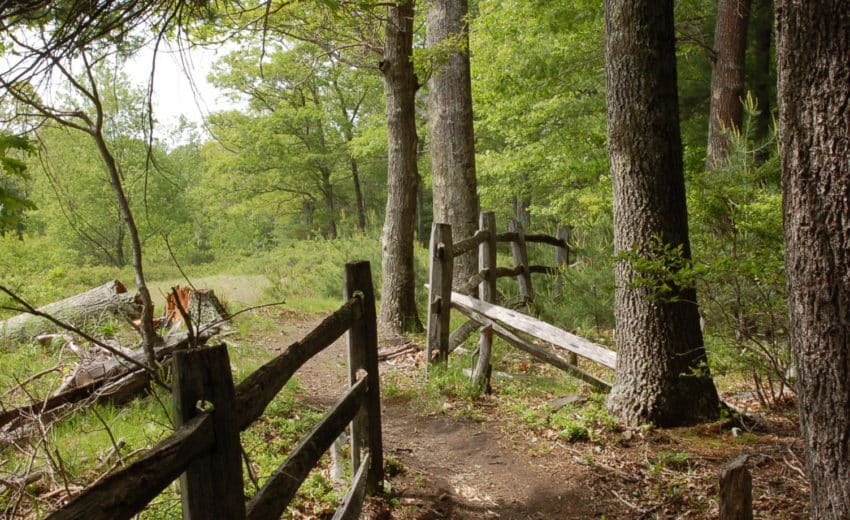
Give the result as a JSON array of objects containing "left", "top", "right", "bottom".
[
  {"left": 47, "top": 261, "right": 383, "bottom": 520},
  {"left": 426, "top": 211, "right": 617, "bottom": 390}
]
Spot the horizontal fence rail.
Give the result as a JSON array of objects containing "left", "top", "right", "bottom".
[{"left": 47, "top": 261, "right": 382, "bottom": 520}]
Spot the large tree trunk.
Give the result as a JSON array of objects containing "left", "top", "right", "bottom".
[
  {"left": 426, "top": 0, "right": 480, "bottom": 289},
  {"left": 706, "top": 0, "right": 751, "bottom": 169},
  {"left": 776, "top": 2, "right": 850, "bottom": 516},
  {"left": 0, "top": 281, "right": 140, "bottom": 344},
  {"left": 379, "top": 0, "right": 423, "bottom": 334},
  {"left": 603, "top": 0, "right": 721, "bottom": 426}
]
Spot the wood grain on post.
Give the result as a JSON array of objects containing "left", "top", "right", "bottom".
[
  {"left": 479, "top": 212, "right": 497, "bottom": 305},
  {"left": 556, "top": 226, "right": 577, "bottom": 364},
  {"left": 476, "top": 212, "right": 497, "bottom": 393},
  {"left": 508, "top": 219, "right": 534, "bottom": 305},
  {"left": 472, "top": 324, "right": 493, "bottom": 392},
  {"left": 426, "top": 223, "right": 453, "bottom": 365},
  {"left": 719, "top": 455, "right": 753, "bottom": 520},
  {"left": 173, "top": 344, "right": 246, "bottom": 520},
  {"left": 344, "top": 261, "right": 384, "bottom": 492}
]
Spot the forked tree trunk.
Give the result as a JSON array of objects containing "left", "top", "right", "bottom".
[
  {"left": 427, "top": 0, "right": 480, "bottom": 289},
  {"left": 379, "top": 0, "right": 423, "bottom": 333},
  {"left": 707, "top": 0, "right": 751, "bottom": 169},
  {"left": 776, "top": 2, "right": 850, "bottom": 516},
  {"left": 603, "top": 0, "right": 721, "bottom": 426}
]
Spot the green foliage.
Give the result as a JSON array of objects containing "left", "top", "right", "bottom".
[
  {"left": 0, "top": 133, "right": 36, "bottom": 237},
  {"left": 688, "top": 98, "right": 789, "bottom": 405},
  {"left": 618, "top": 235, "right": 703, "bottom": 304}
]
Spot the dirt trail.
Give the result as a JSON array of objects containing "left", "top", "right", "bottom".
[{"left": 262, "top": 315, "right": 612, "bottom": 519}]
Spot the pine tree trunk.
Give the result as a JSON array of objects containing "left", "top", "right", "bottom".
[
  {"left": 707, "top": 0, "right": 751, "bottom": 169},
  {"left": 427, "top": 0, "right": 480, "bottom": 288},
  {"left": 379, "top": 0, "right": 423, "bottom": 333},
  {"left": 603, "top": 0, "right": 720, "bottom": 426},
  {"left": 776, "top": 2, "right": 850, "bottom": 516},
  {"left": 751, "top": 0, "right": 773, "bottom": 164}
]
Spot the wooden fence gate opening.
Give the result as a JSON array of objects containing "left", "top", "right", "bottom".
[
  {"left": 48, "top": 261, "right": 383, "bottom": 520},
  {"left": 426, "top": 211, "right": 617, "bottom": 391}
]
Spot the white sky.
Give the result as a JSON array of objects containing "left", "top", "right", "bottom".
[{"left": 126, "top": 41, "right": 240, "bottom": 133}]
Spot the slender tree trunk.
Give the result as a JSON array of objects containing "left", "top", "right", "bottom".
[
  {"left": 115, "top": 223, "right": 125, "bottom": 268},
  {"left": 707, "top": 0, "right": 751, "bottom": 169},
  {"left": 302, "top": 198, "right": 315, "bottom": 228},
  {"left": 751, "top": 0, "right": 773, "bottom": 164},
  {"left": 349, "top": 157, "right": 367, "bottom": 231},
  {"left": 427, "top": 0, "right": 480, "bottom": 288},
  {"left": 379, "top": 0, "right": 423, "bottom": 334},
  {"left": 776, "top": 2, "right": 850, "bottom": 516},
  {"left": 94, "top": 134, "right": 159, "bottom": 365},
  {"left": 319, "top": 167, "right": 338, "bottom": 239},
  {"left": 603, "top": 0, "right": 721, "bottom": 426}
]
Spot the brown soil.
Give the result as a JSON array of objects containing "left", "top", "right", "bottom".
[{"left": 258, "top": 309, "right": 809, "bottom": 520}]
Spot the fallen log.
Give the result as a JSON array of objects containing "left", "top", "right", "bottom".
[
  {"left": 0, "top": 281, "right": 140, "bottom": 345},
  {"left": 0, "top": 327, "right": 219, "bottom": 437}
]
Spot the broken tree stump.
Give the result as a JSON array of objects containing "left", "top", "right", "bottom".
[
  {"left": 719, "top": 455, "right": 753, "bottom": 520},
  {"left": 0, "top": 281, "right": 140, "bottom": 345}
]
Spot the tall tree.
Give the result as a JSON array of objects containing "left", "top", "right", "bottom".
[
  {"left": 603, "top": 0, "right": 721, "bottom": 426},
  {"left": 750, "top": 0, "right": 773, "bottom": 163},
  {"left": 776, "top": 2, "right": 850, "bottom": 516},
  {"left": 379, "top": 0, "right": 422, "bottom": 333},
  {"left": 426, "top": 0, "right": 479, "bottom": 289},
  {"left": 706, "top": 0, "right": 751, "bottom": 169}
]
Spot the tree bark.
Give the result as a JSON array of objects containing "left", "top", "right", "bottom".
[
  {"left": 603, "top": 0, "right": 721, "bottom": 426},
  {"left": 776, "top": 2, "right": 850, "bottom": 516},
  {"left": 427, "top": 0, "right": 480, "bottom": 289},
  {"left": 750, "top": 0, "right": 773, "bottom": 164},
  {"left": 349, "top": 157, "right": 367, "bottom": 231},
  {"left": 379, "top": 0, "right": 423, "bottom": 333},
  {"left": 707, "top": 0, "right": 751, "bottom": 169}
]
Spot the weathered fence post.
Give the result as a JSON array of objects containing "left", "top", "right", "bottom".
[
  {"left": 344, "top": 261, "right": 384, "bottom": 493},
  {"left": 475, "top": 212, "right": 497, "bottom": 390},
  {"left": 427, "top": 223, "right": 453, "bottom": 365},
  {"left": 555, "top": 226, "right": 577, "bottom": 365},
  {"left": 472, "top": 323, "right": 493, "bottom": 393},
  {"left": 173, "top": 344, "right": 245, "bottom": 520},
  {"left": 719, "top": 455, "right": 753, "bottom": 520},
  {"left": 508, "top": 219, "right": 534, "bottom": 306}
]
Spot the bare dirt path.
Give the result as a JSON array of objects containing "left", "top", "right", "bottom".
[{"left": 257, "top": 310, "right": 614, "bottom": 519}]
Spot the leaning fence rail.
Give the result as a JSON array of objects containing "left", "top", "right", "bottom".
[
  {"left": 426, "top": 211, "right": 616, "bottom": 391},
  {"left": 48, "top": 261, "right": 383, "bottom": 520}
]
